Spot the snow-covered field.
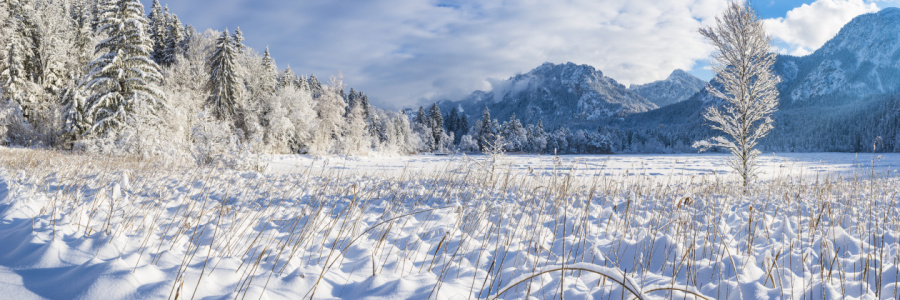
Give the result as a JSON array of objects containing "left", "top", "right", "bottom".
[{"left": 1, "top": 148, "right": 899, "bottom": 299}]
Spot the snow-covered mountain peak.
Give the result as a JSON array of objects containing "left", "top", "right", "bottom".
[
  {"left": 440, "top": 62, "right": 657, "bottom": 126},
  {"left": 780, "top": 8, "right": 900, "bottom": 104},
  {"left": 817, "top": 7, "right": 900, "bottom": 62},
  {"left": 629, "top": 69, "right": 706, "bottom": 108}
]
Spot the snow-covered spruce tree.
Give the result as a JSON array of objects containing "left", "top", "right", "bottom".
[
  {"left": 693, "top": 1, "right": 780, "bottom": 188},
  {"left": 81, "top": 0, "right": 164, "bottom": 137},
  {"left": 527, "top": 119, "right": 547, "bottom": 153},
  {"left": 428, "top": 103, "right": 444, "bottom": 151},
  {"left": 307, "top": 74, "right": 323, "bottom": 98},
  {"left": 160, "top": 13, "right": 184, "bottom": 66},
  {"left": 0, "top": 40, "right": 38, "bottom": 143},
  {"left": 278, "top": 65, "right": 298, "bottom": 89},
  {"left": 260, "top": 47, "right": 277, "bottom": 94},
  {"left": 206, "top": 29, "right": 241, "bottom": 120},
  {"left": 146, "top": 0, "right": 166, "bottom": 63},
  {"left": 357, "top": 92, "right": 380, "bottom": 142},
  {"left": 6, "top": 1, "right": 42, "bottom": 86},
  {"left": 413, "top": 105, "right": 433, "bottom": 151},
  {"left": 71, "top": 0, "right": 96, "bottom": 71},
  {"left": 2, "top": 40, "right": 35, "bottom": 112},
  {"left": 501, "top": 113, "right": 526, "bottom": 152},
  {"left": 476, "top": 107, "right": 501, "bottom": 152},
  {"left": 2, "top": 0, "right": 42, "bottom": 123},
  {"left": 445, "top": 107, "right": 458, "bottom": 137},
  {"left": 232, "top": 27, "right": 245, "bottom": 54}
]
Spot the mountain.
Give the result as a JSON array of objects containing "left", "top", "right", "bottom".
[
  {"left": 614, "top": 8, "right": 900, "bottom": 153},
  {"left": 629, "top": 70, "right": 707, "bottom": 107},
  {"left": 777, "top": 7, "right": 900, "bottom": 106},
  {"left": 438, "top": 62, "right": 657, "bottom": 126}
]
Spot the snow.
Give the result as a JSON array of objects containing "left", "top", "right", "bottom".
[
  {"left": 1, "top": 148, "right": 899, "bottom": 299},
  {"left": 268, "top": 152, "right": 897, "bottom": 180}
]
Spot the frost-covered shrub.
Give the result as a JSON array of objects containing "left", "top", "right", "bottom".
[
  {"left": 190, "top": 111, "right": 257, "bottom": 169},
  {"left": 458, "top": 134, "right": 479, "bottom": 153}
]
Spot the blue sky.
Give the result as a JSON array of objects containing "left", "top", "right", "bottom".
[{"left": 140, "top": 0, "right": 899, "bottom": 108}]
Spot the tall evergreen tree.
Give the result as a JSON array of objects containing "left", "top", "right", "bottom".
[
  {"left": 260, "top": 46, "right": 277, "bottom": 94},
  {"left": 160, "top": 13, "right": 184, "bottom": 66},
  {"left": 428, "top": 103, "right": 443, "bottom": 150},
  {"left": 416, "top": 106, "right": 428, "bottom": 126},
  {"left": 279, "top": 65, "right": 297, "bottom": 89},
  {"left": 1, "top": 41, "right": 35, "bottom": 117},
  {"left": 445, "top": 107, "right": 457, "bottom": 132},
  {"left": 307, "top": 74, "right": 323, "bottom": 98},
  {"left": 501, "top": 113, "right": 526, "bottom": 151},
  {"left": 232, "top": 27, "right": 245, "bottom": 54},
  {"left": 207, "top": 29, "right": 240, "bottom": 119},
  {"left": 71, "top": 0, "right": 95, "bottom": 70},
  {"left": 457, "top": 112, "right": 468, "bottom": 143},
  {"left": 344, "top": 97, "right": 369, "bottom": 154},
  {"left": 477, "top": 107, "right": 497, "bottom": 151},
  {"left": 81, "top": 0, "right": 164, "bottom": 135},
  {"left": 5, "top": 1, "right": 42, "bottom": 86},
  {"left": 346, "top": 88, "right": 358, "bottom": 115},
  {"left": 146, "top": 0, "right": 166, "bottom": 63},
  {"left": 358, "top": 92, "right": 371, "bottom": 119}
]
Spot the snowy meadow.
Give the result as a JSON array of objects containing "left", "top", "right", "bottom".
[{"left": 1, "top": 148, "right": 899, "bottom": 299}]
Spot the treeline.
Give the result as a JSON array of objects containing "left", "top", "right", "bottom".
[
  {"left": 0, "top": 0, "right": 427, "bottom": 165},
  {"left": 409, "top": 104, "right": 615, "bottom": 154}
]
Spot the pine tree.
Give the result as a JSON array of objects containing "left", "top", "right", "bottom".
[
  {"left": 528, "top": 119, "right": 547, "bottom": 153},
  {"left": 82, "top": 0, "right": 164, "bottom": 135},
  {"left": 445, "top": 107, "right": 458, "bottom": 137},
  {"left": 477, "top": 107, "right": 498, "bottom": 151},
  {"left": 356, "top": 92, "right": 378, "bottom": 140},
  {"left": 358, "top": 92, "right": 371, "bottom": 120},
  {"left": 1, "top": 41, "right": 35, "bottom": 116},
  {"left": 5, "top": 1, "right": 42, "bottom": 86},
  {"left": 233, "top": 27, "right": 245, "bottom": 54},
  {"left": 307, "top": 74, "right": 323, "bottom": 98},
  {"left": 260, "top": 46, "right": 277, "bottom": 94},
  {"left": 89, "top": 0, "right": 102, "bottom": 31},
  {"left": 207, "top": 29, "right": 241, "bottom": 119},
  {"left": 501, "top": 113, "right": 526, "bottom": 151},
  {"left": 160, "top": 13, "right": 184, "bottom": 66},
  {"left": 344, "top": 97, "right": 369, "bottom": 154},
  {"left": 346, "top": 88, "right": 358, "bottom": 115},
  {"left": 72, "top": 0, "right": 95, "bottom": 70},
  {"left": 146, "top": 0, "right": 166, "bottom": 63},
  {"left": 298, "top": 74, "right": 309, "bottom": 91},
  {"left": 457, "top": 112, "right": 468, "bottom": 143},
  {"left": 428, "top": 103, "right": 444, "bottom": 150},
  {"left": 278, "top": 66, "right": 297, "bottom": 89},
  {"left": 416, "top": 106, "right": 428, "bottom": 126}
]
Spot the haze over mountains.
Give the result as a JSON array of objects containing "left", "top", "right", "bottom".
[{"left": 439, "top": 7, "right": 900, "bottom": 153}]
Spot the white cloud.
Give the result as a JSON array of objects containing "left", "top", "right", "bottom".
[{"left": 764, "top": 0, "right": 878, "bottom": 56}]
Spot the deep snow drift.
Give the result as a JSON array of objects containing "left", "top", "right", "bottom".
[{"left": 1, "top": 148, "right": 899, "bottom": 299}]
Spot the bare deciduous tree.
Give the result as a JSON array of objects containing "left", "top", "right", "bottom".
[{"left": 693, "top": 1, "right": 780, "bottom": 189}]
